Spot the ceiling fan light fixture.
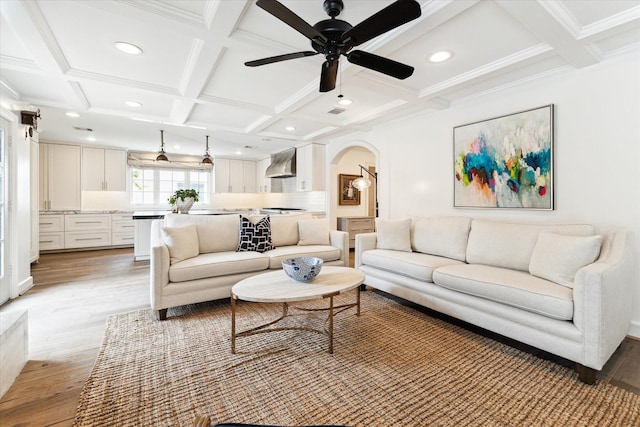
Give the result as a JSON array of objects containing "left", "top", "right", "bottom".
[
  {"left": 429, "top": 50, "right": 453, "bottom": 63},
  {"left": 156, "top": 130, "right": 169, "bottom": 162},
  {"left": 114, "top": 41, "right": 143, "bottom": 55}
]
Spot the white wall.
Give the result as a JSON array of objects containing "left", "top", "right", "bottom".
[{"left": 328, "top": 50, "right": 640, "bottom": 337}]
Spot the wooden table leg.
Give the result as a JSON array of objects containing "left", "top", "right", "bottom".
[
  {"left": 231, "top": 295, "right": 236, "bottom": 354},
  {"left": 328, "top": 295, "right": 334, "bottom": 354}
]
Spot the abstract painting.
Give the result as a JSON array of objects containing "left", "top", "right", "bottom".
[{"left": 453, "top": 105, "right": 554, "bottom": 209}]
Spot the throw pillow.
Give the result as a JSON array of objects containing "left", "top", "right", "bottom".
[
  {"left": 529, "top": 232, "right": 602, "bottom": 287},
  {"left": 375, "top": 218, "right": 412, "bottom": 252},
  {"left": 237, "top": 215, "right": 274, "bottom": 253},
  {"left": 161, "top": 224, "right": 199, "bottom": 264},
  {"left": 298, "top": 219, "right": 330, "bottom": 246}
]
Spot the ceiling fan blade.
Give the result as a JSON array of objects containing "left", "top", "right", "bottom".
[
  {"left": 347, "top": 50, "right": 414, "bottom": 79},
  {"left": 341, "top": 0, "right": 421, "bottom": 47},
  {"left": 319, "top": 60, "right": 338, "bottom": 92},
  {"left": 256, "top": 0, "right": 327, "bottom": 44},
  {"left": 245, "top": 51, "right": 318, "bottom": 67}
]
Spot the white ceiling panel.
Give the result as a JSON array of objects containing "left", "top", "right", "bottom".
[
  {"left": 1, "top": 0, "right": 637, "bottom": 159},
  {"left": 38, "top": 0, "right": 195, "bottom": 88}
]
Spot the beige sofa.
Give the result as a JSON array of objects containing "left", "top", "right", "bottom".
[
  {"left": 151, "top": 213, "right": 348, "bottom": 320},
  {"left": 356, "top": 216, "right": 633, "bottom": 384}
]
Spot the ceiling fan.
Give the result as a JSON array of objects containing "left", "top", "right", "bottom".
[{"left": 245, "top": 0, "right": 422, "bottom": 92}]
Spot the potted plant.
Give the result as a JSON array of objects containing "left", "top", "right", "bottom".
[{"left": 168, "top": 189, "right": 199, "bottom": 213}]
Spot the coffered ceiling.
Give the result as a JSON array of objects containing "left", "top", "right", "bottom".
[{"left": 1, "top": 0, "right": 638, "bottom": 160}]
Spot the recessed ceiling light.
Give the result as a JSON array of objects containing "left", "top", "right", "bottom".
[
  {"left": 86, "top": 136, "right": 96, "bottom": 142},
  {"left": 338, "top": 98, "right": 353, "bottom": 106},
  {"left": 114, "top": 41, "right": 143, "bottom": 55},
  {"left": 174, "top": 145, "right": 180, "bottom": 150},
  {"left": 125, "top": 101, "right": 143, "bottom": 108},
  {"left": 66, "top": 112, "right": 80, "bottom": 118},
  {"left": 285, "top": 126, "right": 295, "bottom": 131},
  {"left": 131, "top": 117, "right": 155, "bottom": 123},
  {"left": 429, "top": 50, "right": 453, "bottom": 63}
]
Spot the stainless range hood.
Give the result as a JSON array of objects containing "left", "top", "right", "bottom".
[{"left": 265, "top": 148, "right": 296, "bottom": 178}]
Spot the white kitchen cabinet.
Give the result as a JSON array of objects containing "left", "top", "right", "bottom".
[
  {"left": 256, "top": 157, "right": 271, "bottom": 193},
  {"left": 40, "top": 143, "right": 81, "bottom": 211},
  {"left": 214, "top": 158, "right": 257, "bottom": 193},
  {"left": 39, "top": 214, "right": 64, "bottom": 251},
  {"left": 296, "top": 144, "right": 325, "bottom": 191},
  {"left": 111, "top": 213, "right": 135, "bottom": 246},
  {"left": 65, "top": 214, "right": 111, "bottom": 248},
  {"left": 82, "top": 147, "right": 126, "bottom": 191},
  {"left": 243, "top": 160, "right": 256, "bottom": 193}
]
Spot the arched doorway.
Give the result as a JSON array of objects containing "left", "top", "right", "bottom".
[{"left": 326, "top": 141, "right": 377, "bottom": 231}]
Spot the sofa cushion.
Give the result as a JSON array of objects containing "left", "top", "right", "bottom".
[
  {"left": 237, "top": 215, "right": 274, "bottom": 253},
  {"left": 433, "top": 264, "right": 574, "bottom": 320},
  {"left": 264, "top": 245, "right": 342, "bottom": 269},
  {"left": 168, "top": 251, "right": 269, "bottom": 283},
  {"left": 375, "top": 218, "right": 412, "bottom": 252},
  {"left": 411, "top": 216, "right": 472, "bottom": 261},
  {"left": 254, "top": 213, "right": 314, "bottom": 247},
  {"left": 529, "top": 232, "right": 602, "bottom": 288},
  {"left": 466, "top": 220, "right": 595, "bottom": 272},
  {"left": 361, "top": 249, "right": 465, "bottom": 282},
  {"left": 298, "top": 219, "right": 330, "bottom": 246},
  {"left": 164, "top": 213, "right": 240, "bottom": 253},
  {"left": 161, "top": 224, "right": 199, "bottom": 264}
]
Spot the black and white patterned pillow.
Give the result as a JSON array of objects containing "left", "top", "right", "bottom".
[{"left": 237, "top": 215, "right": 274, "bottom": 253}]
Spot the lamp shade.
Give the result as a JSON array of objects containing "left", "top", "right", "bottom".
[
  {"left": 156, "top": 130, "right": 169, "bottom": 162},
  {"left": 352, "top": 176, "right": 371, "bottom": 190}
]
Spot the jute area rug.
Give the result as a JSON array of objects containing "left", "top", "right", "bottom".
[{"left": 73, "top": 291, "right": 639, "bottom": 426}]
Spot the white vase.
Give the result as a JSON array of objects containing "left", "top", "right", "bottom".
[{"left": 176, "top": 197, "right": 194, "bottom": 214}]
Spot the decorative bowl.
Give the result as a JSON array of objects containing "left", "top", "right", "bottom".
[{"left": 282, "top": 257, "right": 323, "bottom": 282}]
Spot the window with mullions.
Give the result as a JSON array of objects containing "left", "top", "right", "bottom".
[{"left": 131, "top": 167, "right": 210, "bottom": 206}]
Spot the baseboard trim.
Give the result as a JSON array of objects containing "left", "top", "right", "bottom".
[
  {"left": 18, "top": 276, "right": 33, "bottom": 296},
  {"left": 628, "top": 320, "right": 640, "bottom": 339}
]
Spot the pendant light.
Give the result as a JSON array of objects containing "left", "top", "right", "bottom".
[
  {"left": 156, "top": 130, "right": 169, "bottom": 162},
  {"left": 202, "top": 135, "right": 213, "bottom": 165}
]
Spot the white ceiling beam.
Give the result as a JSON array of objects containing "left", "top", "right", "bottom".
[{"left": 496, "top": 0, "right": 602, "bottom": 68}]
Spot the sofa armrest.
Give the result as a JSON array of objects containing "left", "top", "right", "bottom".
[
  {"left": 150, "top": 219, "right": 170, "bottom": 310},
  {"left": 355, "top": 232, "right": 377, "bottom": 269},
  {"left": 330, "top": 230, "right": 349, "bottom": 267},
  {"left": 572, "top": 229, "right": 634, "bottom": 370}
]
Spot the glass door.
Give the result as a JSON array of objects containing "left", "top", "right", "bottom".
[{"left": 0, "top": 122, "right": 9, "bottom": 305}]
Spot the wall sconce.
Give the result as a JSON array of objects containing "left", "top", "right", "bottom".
[{"left": 352, "top": 164, "right": 378, "bottom": 217}]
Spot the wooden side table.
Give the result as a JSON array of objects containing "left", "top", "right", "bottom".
[{"left": 337, "top": 216, "right": 375, "bottom": 249}]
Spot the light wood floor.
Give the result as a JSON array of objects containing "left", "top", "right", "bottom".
[{"left": 0, "top": 248, "right": 638, "bottom": 426}]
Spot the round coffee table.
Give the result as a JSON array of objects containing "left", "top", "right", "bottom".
[{"left": 231, "top": 266, "right": 365, "bottom": 354}]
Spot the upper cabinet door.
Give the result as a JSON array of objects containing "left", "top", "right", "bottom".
[
  {"left": 104, "top": 149, "right": 126, "bottom": 191},
  {"left": 82, "top": 147, "right": 105, "bottom": 191},
  {"left": 47, "top": 144, "right": 81, "bottom": 211},
  {"left": 82, "top": 147, "right": 126, "bottom": 191}
]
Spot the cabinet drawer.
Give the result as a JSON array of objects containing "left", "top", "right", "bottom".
[
  {"left": 65, "top": 214, "right": 111, "bottom": 231},
  {"left": 111, "top": 213, "right": 133, "bottom": 222},
  {"left": 348, "top": 219, "right": 375, "bottom": 231},
  {"left": 112, "top": 233, "right": 135, "bottom": 246},
  {"left": 39, "top": 215, "right": 64, "bottom": 232},
  {"left": 65, "top": 231, "right": 111, "bottom": 248},
  {"left": 112, "top": 222, "right": 135, "bottom": 233},
  {"left": 39, "top": 232, "right": 64, "bottom": 250}
]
